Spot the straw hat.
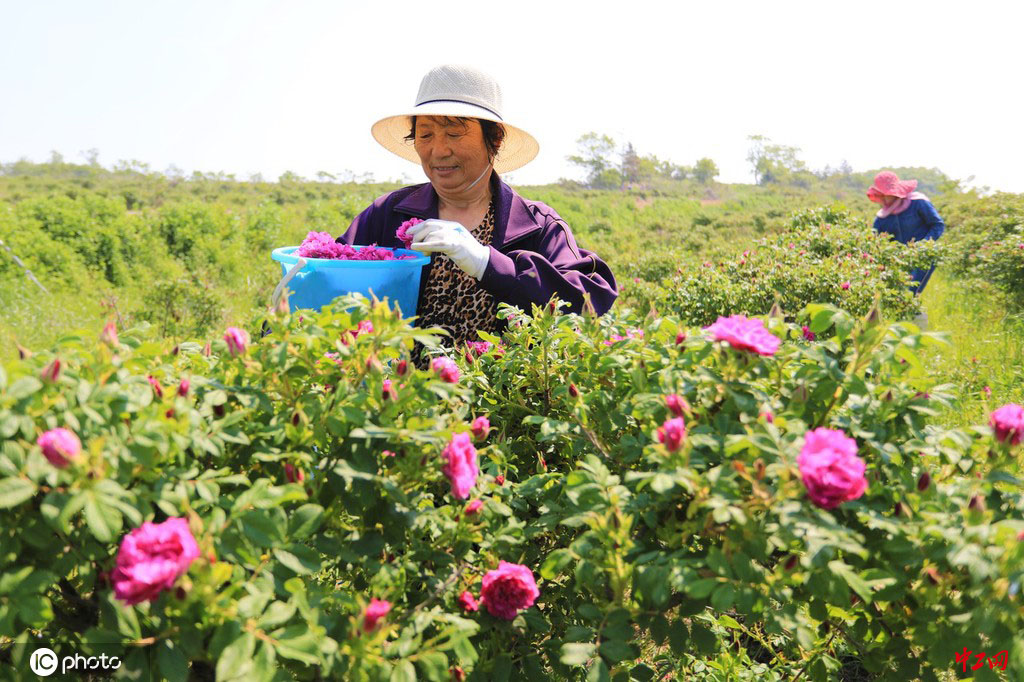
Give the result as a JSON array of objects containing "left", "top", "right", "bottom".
[
  {"left": 371, "top": 64, "right": 539, "bottom": 174},
  {"left": 866, "top": 171, "right": 918, "bottom": 203}
]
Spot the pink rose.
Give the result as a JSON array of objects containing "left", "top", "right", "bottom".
[
  {"left": 657, "top": 417, "right": 686, "bottom": 452},
  {"left": 362, "top": 598, "right": 391, "bottom": 632},
  {"left": 841, "top": 282, "right": 851, "bottom": 290},
  {"left": 396, "top": 218, "right": 423, "bottom": 249},
  {"left": 111, "top": 518, "right": 200, "bottom": 605},
  {"left": 466, "top": 341, "right": 493, "bottom": 357},
  {"left": 471, "top": 416, "right": 490, "bottom": 442},
  {"left": 37, "top": 428, "right": 82, "bottom": 468},
  {"left": 665, "top": 394, "right": 689, "bottom": 418},
  {"left": 432, "top": 357, "right": 460, "bottom": 384},
  {"left": 224, "top": 327, "right": 250, "bottom": 356},
  {"left": 797, "top": 428, "right": 867, "bottom": 509},
  {"left": 990, "top": 403, "right": 1024, "bottom": 446},
  {"left": 458, "top": 590, "right": 480, "bottom": 612},
  {"left": 464, "top": 499, "right": 483, "bottom": 515},
  {"left": 382, "top": 449, "right": 396, "bottom": 458},
  {"left": 801, "top": 325, "right": 816, "bottom": 341},
  {"left": 40, "top": 358, "right": 61, "bottom": 383},
  {"left": 704, "top": 315, "right": 780, "bottom": 356},
  {"left": 760, "top": 410, "right": 774, "bottom": 423},
  {"left": 442, "top": 433, "right": 478, "bottom": 499},
  {"left": 480, "top": 561, "right": 539, "bottom": 620}
]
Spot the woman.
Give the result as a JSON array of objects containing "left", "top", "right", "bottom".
[
  {"left": 866, "top": 170, "right": 945, "bottom": 296},
  {"left": 336, "top": 64, "right": 617, "bottom": 352}
]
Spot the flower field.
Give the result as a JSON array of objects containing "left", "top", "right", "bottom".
[{"left": 2, "top": 164, "right": 1024, "bottom": 680}]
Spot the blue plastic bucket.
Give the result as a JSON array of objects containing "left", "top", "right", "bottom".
[{"left": 271, "top": 246, "right": 430, "bottom": 316}]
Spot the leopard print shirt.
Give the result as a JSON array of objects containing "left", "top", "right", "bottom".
[{"left": 415, "top": 201, "right": 502, "bottom": 350}]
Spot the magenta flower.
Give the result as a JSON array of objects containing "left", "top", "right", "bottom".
[
  {"left": 224, "top": 327, "right": 250, "bottom": 356},
  {"left": 760, "top": 410, "right": 774, "bottom": 423},
  {"left": 704, "top": 315, "right": 781, "bottom": 356},
  {"left": 177, "top": 378, "right": 190, "bottom": 397},
  {"left": 466, "top": 341, "right": 493, "bottom": 357},
  {"left": 480, "top": 561, "right": 540, "bottom": 620},
  {"left": 665, "top": 394, "right": 688, "bottom": 418},
  {"left": 362, "top": 598, "right": 392, "bottom": 632},
  {"left": 797, "top": 428, "right": 867, "bottom": 509},
  {"left": 471, "top": 416, "right": 491, "bottom": 442},
  {"left": 111, "top": 518, "right": 200, "bottom": 605},
  {"left": 801, "top": 326, "right": 816, "bottom": 341},
  {"left": 464, "top": 499, "right": 483, "bottom": 515},
  {"left": 284, "top": 462, "right": 304, "bottom": 483},
  {"left": 989, "top": 403, "right": 1024, "bottom": 446},
  {"left": 382, "top": 379, "right": 396, "bottom": 400},
  {"left": 396, "top": 218, "right": 423, "bottom": 249},
  {"left": 442, "top": 433, "right": 478, "bottom": 499},
  {"left": 657, "top": 417, "right": 686, "bottom": 452},
  {"left": 432, "top": 357, "right": 460, "bottom": 384},
  {"left": 296, "top": 231, "right": 415, "bottom": 260},
  {"left": 458, "top": 590, "right": 480, "bottom": 612},
  {"left": 841, "top": 282, "right": 851, "bottom": 290},
  {"left": 37, "top": 428, "right": 82, "bottom": 468}
]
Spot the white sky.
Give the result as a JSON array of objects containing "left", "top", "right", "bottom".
[{"left": 2, "top": 0, "right": 1022, "bottom": 191}]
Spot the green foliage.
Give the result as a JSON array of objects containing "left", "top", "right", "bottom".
[
  {"left": 621, "top": 207, "right": 942, "bottom": 325},
  {"left": 3, "top": 296, "right": 1021, "bottom": 679}
]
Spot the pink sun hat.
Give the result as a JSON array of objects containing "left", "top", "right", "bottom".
[{"left": 866, "top": 171, "right": 918, "bottom": 203}]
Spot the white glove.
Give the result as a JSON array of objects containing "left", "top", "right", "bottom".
[{"left": 407, "top": 219, "right": 491, "bottom": 281}]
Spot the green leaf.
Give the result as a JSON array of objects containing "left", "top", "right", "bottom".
[
  {"left": 272, "top": 625, "right": 321, "bottom": 665},
  {"left": 257, "top": 601, "right": 296, "bottom": 629},
  {"left": 710, "top": 584, "right": 736, "bottom": 612},
  {"left": 598, "top": 640, "right": 635, "bottom": 664},
  {"left": 8, "top": 376, "right": 43, "bottom": 400},
  {"left": 686, "top": 578, "right": 718, "bottom": 599},
  {"left": 273, "top": 546, "right": 322, "bottom": 575},
  {"left": 415, "top": 651, "right": 449, "bottom": 682},
  {"left": 560, "top": 642, "right": 597, "bottom": 666},
  {"left": 216, "top": 632, "right": 256, "bottom": 681},
  {"left": 84, "top": 493, "right": 121, "bottom": 543},
  {"left": 156, "top": 640, "right": 188, "bottom": 681},
  {"left": 828, "top": 560, "right": 873, "bottom": 604},
  {"left": 492, "top": 653, "right": 512, "bottom": 682},
  {"left": 540, "top": 549, "right": 574, "bottom": 580},
  {"left": 587, "top": 659, "right": 610, "bottom": 682},
  {"left": 389, "top": 660, "right": 416, "bottom": 682},
  {"left": 667, "top": 620, "right": 688, "bottom": 655},
  {"left": 287, "top": 504, "right": 324, "bottom": 540},
  {"left": 0, "top": 477, "right": 36, "bottom": 509}
]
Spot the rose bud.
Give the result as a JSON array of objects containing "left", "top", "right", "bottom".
[
  {"left": 165, "top": 409, "right": 175, "bottom": 419},
  {"left": 968, "top": 495, "right": 985, "bottom": 512},
  {"left": 101, "top": 321, "right": 119, "bottom": 347},
  {"left": 568, "top": 383, "right": 579, "bottom": 398},
  {"left": 396, "top": 359, "right": 409, "bottom": 376},
  {"left": 451, "top": 666, "right": 466, "bottom": 682},
  {"left": 784, "top": 555, "right": 798, "bottom": 571},
  {"left": 177, "top": 378, "right": 190, "bottom": 397},
  {"left": 147, "top": 375, "right": 164, "bottom": 399},
  {"left": 291, "top": 412, "right": 300, "bottom": 426},
  {"left": 675, "top": 331, "right": 687, "bottom": 346},
  {"left": 665, "top": 394, "right": 688, "bottom": 418},
  {"left": 382, "top": 379, "right": 396, "bottom": 401},
  {"left": 284, "top": 463, "right": 304, "bottom": 483},
  {"left": 213, "top": 404, "right": 225, "bottom": 418},
  {"left": 41, "top": 358, "right": 62, "bottom": 383},
  {"left": 893, "top": 502, "right": 903, "bottom": 517},
  {"left": 471, "top": 416, "right": 490, "bottom": 442},
  {"left": 464, "top": 499, "right": 483, "bottom": 516},
  {"left": 924, "top": 567, "right": 940, "bottom": 585},
  {"left": 754, "top": 459, "right": 766, "bottom": 480},
  {"left": 495, "top": 474, "right": 505, "bottom": 486},
  {"left": 17, "top": 344, "right": 33, "bottom": 360},
  {"left": 917, "top": 472, "right": 931, "bottom": 491},
  {"left": 172, "top": 344, "right": 180, "bottom": 356}
]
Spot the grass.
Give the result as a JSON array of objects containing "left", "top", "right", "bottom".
[{"left": 919, "top": 269, "right": 1024, "bottom": 428}]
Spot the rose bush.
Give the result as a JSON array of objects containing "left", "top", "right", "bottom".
[{"left": 1, "top": 290, "right": 1022, "bottom": 680}]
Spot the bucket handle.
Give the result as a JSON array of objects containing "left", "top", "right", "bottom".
[{"left": 271, "top": 256, "right": 308, "bottom": 311}]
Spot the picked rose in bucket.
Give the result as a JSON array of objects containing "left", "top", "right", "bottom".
[{"left": 295, "top": 231, "right": 417, "bottom": 260}]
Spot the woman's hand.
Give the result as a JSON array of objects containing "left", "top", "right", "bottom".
[{"left": 407, "top": 219, "right": 491, "bottom": 280}]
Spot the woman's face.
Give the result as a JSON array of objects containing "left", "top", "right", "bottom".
[
  {"left": 881, "top": 194, "right": 898, "bottom": 207},
  {"left": 413, "top": 116, "right": 491, "bottom": 194}
]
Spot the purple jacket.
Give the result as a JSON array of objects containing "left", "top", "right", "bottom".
[{"left": 336, "top": 173, "right": 618, "bottom": 319}]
